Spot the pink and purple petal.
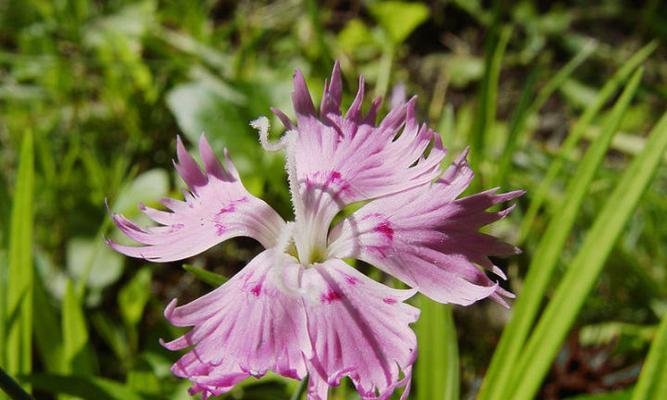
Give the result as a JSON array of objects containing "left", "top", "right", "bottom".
[
  {"left": 328, "top": 151, "right": 523, "bottom": 307},
  {"left": 108, "top": 135, "right": 285, "bottom": 262},
  {"left": 301, "top": 259, "right": 418, "bottom": 399},
  {"left": 276, "top": 64, "right": 446, "bottom": 239},
  {"left": 162, "top": 250, "right": 311, "bottom": 398}
]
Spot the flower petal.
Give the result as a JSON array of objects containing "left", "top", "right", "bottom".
[
  {"left": 301, "top": 259, "right": 418, "bottom": 399},
  {"left": 161, "top": 250, "right": 311, "bottom": 399},
  {"left": 279, "top": 64, "right": 446, "bottom": 227},
  {"left": 280, "top": 64, "right": 447, "bottom": 258},
  {"left": 328, "top": 151, "right": 523, "bottom": 306},
  {"left": 108, "top": 135, "right": 285, "bottom": 262}
]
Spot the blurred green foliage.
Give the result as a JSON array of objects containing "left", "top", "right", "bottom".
[{"left": 1, "top": 0, "right": 667, "bottom": 399}]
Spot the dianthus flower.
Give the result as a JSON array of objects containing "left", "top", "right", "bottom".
[{"left": 109, "top": 63, "right": 522, "bottom": 399}]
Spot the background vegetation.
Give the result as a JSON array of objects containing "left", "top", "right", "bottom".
[{"left": 1, "top": 0, "right": 667, "bottom": 399}]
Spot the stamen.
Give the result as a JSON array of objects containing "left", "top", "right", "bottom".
[
  {"left": 275, "top": 221, "right": 295, "bottom": 254},
  {"left": 251, "top": 116, "right": 289, "bottom": 152}
]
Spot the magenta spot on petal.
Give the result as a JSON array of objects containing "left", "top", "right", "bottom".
[
  {"left": 250, "top": 284, "right": 262, "bottom": 297},
  {"left": 366, "top": 245, "right": 389, "bottom": 258},
  {"left": 374, "top": 221, "right": 394, "bottom": 240},
  {"left": 321, "top": 289, "right": 343, "bottom": 303},
  {"left": 168, "top": 223, "right": 184, "bottom": 233},
  {"left": 216, "top": 197, "right": 248, "bottom": 216},
  {"left": 215, "top": 223, "right": 225, "bottom": 236},
  {"left": 383, "top": 297, "right": 397, "bottom": 304},
  {"left": 361, "top": 212, "right": 383, "bottom": 221},
  {"left": 345, "top": 275, "right": 358, "bottom": 285},
  {"left": 218, "top": 204, "right": 236, "bottom": 214}
]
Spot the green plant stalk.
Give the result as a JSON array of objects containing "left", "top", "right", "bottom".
[
  {"left": 183, "top": 264, "right": 228, "bottom": 287},
  {"left": 517, "top": 41, "right": 657, "bottom": 242},
  {"left": 495, "top": 41, "right": 596, "bottom": 187},
  {"left": 479, "top": 68, "right": 644, "bottom": 400},
  {"left": 471, "top": 25, "right": 511, "bottom": 178},
  {"left": 416, "top": 297, "right": 459, "bottom": 400},
  {"left": 632, "top": 314, "right": 667, "bottom": 400},
  {"left": 6, "top": 131, "right": 34, "bottom": 384},
  {"left": 509, "top": 111, "right": 667, "bottom": 400}
]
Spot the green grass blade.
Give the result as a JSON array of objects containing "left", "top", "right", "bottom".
[
  {"left": 495, "top": 64, "right": 541, "bottom": 187},
  {"left": 415, "top": 296, "right": 459, "bottom": 400},
  {"left": 0, "top": 250, "right": 5, "bottom": 370},
  {"left": 0, "top": 367, "right": 32, "bottom": 400},
  {"left": 631, "top": 314, "right": 667, "bottom": 400},
  {"left": 508, "top": 111, "right": 667, "bottom": 400},
  {"left": 517, "top": 41, "right": 657, "bottom": 242},
  {"left": 496, "top": 41, "right": 596, "bottom": 187},
  {"left": 21, "top": 374, "right": 146, "bottom": 400},
  {"left": 62, "top": 280, "right": 95, "bottom": 376},
  {"left": 470, "top": 24, "right": 511, "bottom": 174},
  {"left": 6, "top": 131, "right": 34, "bottom": 381},
  {"left": 479, "top": 68, "right": 644, "bottom": 400},
  {"left": 32, "top": 275, "right": 63, "bottom": 373}
]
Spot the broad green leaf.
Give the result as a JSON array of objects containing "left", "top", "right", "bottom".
[
  {"left": 508, "top": 111, "right": 667, "bottom": 400},
  {"left": 415, "top": 296, "right": 458, "bottom": 400},
  {"left": 67, "top": 237, "right": 123, "bottom": 290},
  {"left": 21, "top": 374, "right": 148, "bottom": 400},
  {"left": 118, "top": 267, "right": 152, "bottom": 328},
  {"left": 112, "top": 169, "right": 169, "bottom": 215},
  {"left": 368, "top": 1, "right": 429, "bottom": 44},
  {"left": 632, "top": 315, "right": 667, "bottom": 400},
  {"left": 337, "top": 19, "right": 375, "bottom": 53},
  {"left": 183, "top": 264, "right": 227, "bottom": 287},
  {"left": 479, "top": 68, "right": 644, "bottom": 400},
  {"left": 441, "top": 54, "right": 484, "bottom": 88},
  {"left": 6, "top": 130, "right": 34, "bottom": 380},
  {"left": 62, "top": 280, "right": 95, "bottom": 376},
  {"left": 518, "top": 41, "right": 657, "bottom": 242},
  {"left": 126, "top": 370, "right": 160, "bottom": 395}
]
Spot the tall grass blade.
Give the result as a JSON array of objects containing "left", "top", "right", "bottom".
[
  {"left": 479, "top": 68, "right": 644, "bottom": 400},
  {"left": 496, "top": 41, "right": 596, "bottom": 187},
  {"left": 470, "top": 24, "right": 511, "bottom": 174},
  {"left": 32, "top": 275, "right": 63, "bottom": 373},
  {"left": 21, "top": 374, "right": 143, "bottom": 400},
  {"left": 5, "top": 131, "right": 34, "bottom": 383},
  {"left": 517, "top": 41, "right": 657, "bottom": 242},
  {"left": 508, "top": 111, "right": 667, "bottom": 400},
  {"left": 415, "top": 296, "right": 459, "bottom": 400},
  {"left": 631, "top": 314, "right": 667, "bottom": 400},
  {"left": 62, "top": 280, "right": 95, "bottom": 377},
  {"left": 0, "top": 367, "right": 32, "bottom": 400}
]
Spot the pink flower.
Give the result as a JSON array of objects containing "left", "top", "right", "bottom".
[{"left": 109, "top": 63, "right": 522, "bottom": 399}]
